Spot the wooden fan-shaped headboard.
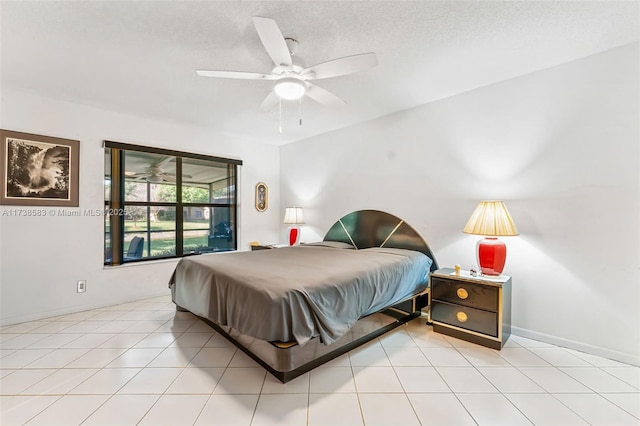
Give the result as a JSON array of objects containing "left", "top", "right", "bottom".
[{"left": 323, "top": 209, "right": 439, "bottom": 272}]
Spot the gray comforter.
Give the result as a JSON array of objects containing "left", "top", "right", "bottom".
[{"left": 169, "top": 245, "right": 432, "bottom": 345}]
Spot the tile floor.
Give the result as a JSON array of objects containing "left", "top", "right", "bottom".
[{"left": 1, "top": 295, "right": 638, "bottom": 425}]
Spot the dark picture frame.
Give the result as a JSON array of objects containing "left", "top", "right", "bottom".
[{"left": 0, "top": 129, "right": 79, "bottom": 207}]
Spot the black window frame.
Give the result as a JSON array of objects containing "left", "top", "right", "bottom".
[{"left": 104, "top": 141, "right": 242, "bottom": 266}]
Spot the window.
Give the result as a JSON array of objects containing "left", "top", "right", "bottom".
[{"left": 104, "top": 141, "right": 241, "bottom": 266}]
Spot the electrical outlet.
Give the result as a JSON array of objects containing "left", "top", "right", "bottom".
[{"left": 77, "top": 280, "right": 86, "bottom": 293}]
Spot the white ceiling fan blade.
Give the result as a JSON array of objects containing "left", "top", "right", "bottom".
[
  {"left": 305, "top": 83, "right": 347, "bottom": 107},
  {"left": 252, "top": 17, "right": 292, "bottom": 67},
  {"left": 165, "top": 173, "right": 193, "bottom": 178},
  {"left": 153, "top": 156, "right": 174, "bottom": 167},
  {"left": 301, "top": 53, "right": 378, "bottom": 80},
  {"left": 196, "top": 70, "right": 277, "bottom": 80},
  {"left": 258, "top": 90, "right": 280, "bottom": 111}
]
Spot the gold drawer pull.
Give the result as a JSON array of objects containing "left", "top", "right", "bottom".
[
  {"left": 456, "top": 312, "right": 468, "bottom": 323},
  {"left": 456, "top": 288, "right": 469, "bottom": 299}
]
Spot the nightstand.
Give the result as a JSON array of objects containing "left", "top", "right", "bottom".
[{"left": 428, "top": 267, "right": 511, "bottom": 349}]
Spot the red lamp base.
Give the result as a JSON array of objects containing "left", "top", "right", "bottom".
[
  {"left": 477, "top": 237, "right": 507, "bottom": 276},
  {"left": 289, "top": 227, "right": 300, "bottom": 246}
]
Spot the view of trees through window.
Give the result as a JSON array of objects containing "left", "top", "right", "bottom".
[{"left": 104, "top": 142, "right": 241, "bottom": 265}]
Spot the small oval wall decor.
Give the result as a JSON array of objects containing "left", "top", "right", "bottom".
[{"left": 255, "top": 182, "right": 268, "bottom": 212}]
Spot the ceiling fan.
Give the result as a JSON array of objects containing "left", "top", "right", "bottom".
[
  {"left": 126, "top": 166, "right": 175, "bottom": 183},
  {"left": 125, "top": 157, "right": 191, "bottom": 183},
  {"left": 196, "top": 16, "right": 378, "bottom": 111}
]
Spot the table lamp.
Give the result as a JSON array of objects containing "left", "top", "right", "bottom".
[
  {"left": 283, "top": 207, "right": 305, "bottom": 246},
  {"left": 463, "top": 201, "right": 518, "bottom": 276}
]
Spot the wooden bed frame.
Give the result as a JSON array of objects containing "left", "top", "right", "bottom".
[{"left": 174, "top": 209, "right": 438, "bottom": 383}]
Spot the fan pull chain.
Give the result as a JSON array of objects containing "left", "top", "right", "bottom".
[
  {"left": 298, "top": 97, "right": 302, "bottom": 126},
  {"left": 278, "top": 97, "right": 282, "bottom": 134}
]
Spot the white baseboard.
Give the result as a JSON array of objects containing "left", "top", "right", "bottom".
[
  {"left": 511, "top": 325, "right": 640, "bottom": 367},
  {"left": 0, "top": 290, "right": 171, "bottom": 327}
]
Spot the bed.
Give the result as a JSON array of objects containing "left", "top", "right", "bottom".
[{"left": 169, "top": 210, "right": 439, "bottom": 382}]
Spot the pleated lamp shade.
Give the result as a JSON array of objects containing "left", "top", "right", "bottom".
[
  {"left": 463, "top": 201, "right": 518, "bottom": 237},
  {"left": 463, "top": 201, "right": 518, "bottom": 276},
  {"left": 283, "top": 207, "right": 305, "bottom": 225}
]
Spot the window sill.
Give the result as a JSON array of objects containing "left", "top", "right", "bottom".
[
  {"left": 102, "top": 250, "right": 233, "bottom": 269},
  {"left": 103, "top": 257, "right": 180, "bottom": 269}
]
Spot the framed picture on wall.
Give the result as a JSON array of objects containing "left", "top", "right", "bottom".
[
  {"left": 0, "top": 129, "right": 80, "bottom": 207},
  {"left": 255, "top": 182, "right": 268, "bottom": 212}
]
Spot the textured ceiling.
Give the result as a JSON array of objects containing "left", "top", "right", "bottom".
[{"left": 1, "top": 1, "right": 638, "bottom": 145}]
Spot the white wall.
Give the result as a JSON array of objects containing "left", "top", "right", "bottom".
[
  {"left": 0, "top": 89, "right": 281, "bottom": 325},
  {"left": 280, "top": 44, "right": 640, "bottom": 365}
]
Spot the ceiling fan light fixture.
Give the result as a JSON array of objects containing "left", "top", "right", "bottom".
[{"left": 274, "top": 77, "right": 306, "bottom": 100}]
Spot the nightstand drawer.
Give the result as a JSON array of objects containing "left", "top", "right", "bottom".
[
  {"left": 431, "top": 277, "right": 498, "bottom": 312},
  {"left": 431, "top": 300, "right": 498, "bottom": 337}
]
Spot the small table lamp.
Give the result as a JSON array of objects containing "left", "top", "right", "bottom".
[
  {"left": 283, "top": 207, "right": 305, "bottom": 246},
  {"left": 463, "top": 201, "right": 518, "bottom": 276}
]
